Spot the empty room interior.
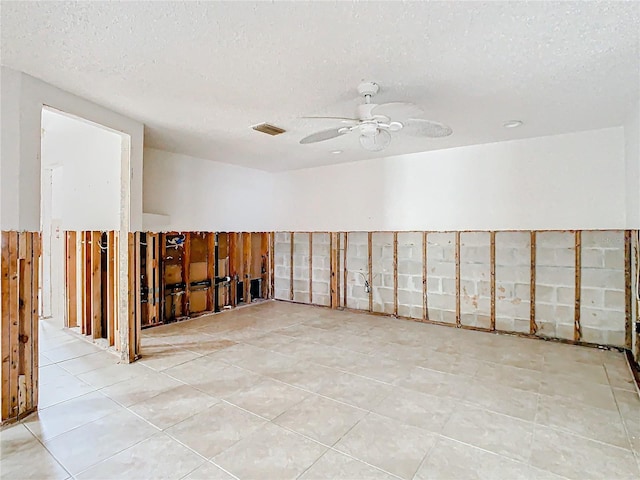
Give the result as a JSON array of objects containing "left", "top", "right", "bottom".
[{"left": 1, "top": 2, "right": 640, "bottom": 480}]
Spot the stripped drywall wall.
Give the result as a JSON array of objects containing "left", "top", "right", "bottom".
[{"left": 494, "top": 232, "right": 531, "bottom": 333}]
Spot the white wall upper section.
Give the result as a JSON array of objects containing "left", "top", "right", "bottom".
[
  {"left": 624, "top": 99, "right": 640, "bottom": 229},
  {"left": 0, "top": 67, "right": 143, "bottom": 231},
  {"left": 143, "top": 148, "right": 274, "bottom": 232},
  {"left": 272, "top": 128, "right": 627, "bottom": 231},
  {"left": 43, "top": 109, "right": 122, "bottom": 231}
]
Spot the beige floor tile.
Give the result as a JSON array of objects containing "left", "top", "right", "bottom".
[
  {"left": 0, "top": 424, "right": 69, "bottom": 480},
  {"left": 139, "top": 344, "right": 202, "bottom": 371},
  {"left": 76, "top": 432, "right": 205, "bottom": 480},
  {"left": 165, "top": 402, "right": 266, "bottom": 459},
  {"left": 184, "top": 363, "right": 265, "bottom": 398},
  {"left": 243, "top": 332, "right": 296, "bottom": 350},
  {"left": 213, "top": 423, "right": 327, "bottom": 480},
  {"left": 43, "top": 340, "right": 102, "bottom": 363},
  {"left": 463, "top": 379, "right": 539, "bottom": 421},
  {"left": 23, "top": 391, "right": 124, "bottom": 441},
  {"left": 267, "top": 361, "right": 340, "bottom": 392},
  {"left": 164, "top": 333, "right": 237, "bottom": 355},
  {"left": 315, "top": 372, "right": 393, "bottom": 410},
  {"left": 536, "top": 394, "right": 630, "bottom": 449},
  {"left": 371, "top": 387, "right": 457, "bottom": 434},
  {"left": 43, "top": 409, "right": 158, "bottom": 474},
  {"left": 539, "top": 375, "right": 618, "bottom": 411},
  {"left": 442, "top": 405, "right": 534, "bottom": 462},
  {"left": 99, "top": 370, "right": 185, "bottom": 407},
  {"left": 38, "top": 370, "right": 96, "bottom": 409},
  {"left": 225, "top": 377, "right": 309, "bottom": 419},
  {"left": 232, "top": 348, "right": 299, "bottom": 376},
  {"left": 346, "top": 356, "right": 412, "bottom": 384},
  {"left": 76, "top": 362, "right": 150, "bottom": 389},
  {"left": 415, "top": 436, "right": 530, "bottom": 480},
  {"left": 57, "top": 351, "right": 120, "bottom": 376},
  {"left": 474, "top": 362, "right": 542, "bottom": 392},
  {"left": 334, "top": 413, "right": 437, "bottom": 479},
  {"left": 274, "top": 394, "right": 367, "bottom": 445},
  {"left": 128, "top": 384, "right": 218, "bottom": 429},
  {"left": 394, "top": 366, "right": 469, "bottom": 400},
  {"left": 299, "top": 449, "right": 396, "bottom": 480},
  {"left": 542, "top": 360, "right": 609, "bottom": 385},
  {"left": 527, "top": 466, "right": 572, "bottom": 479},
  {"left": 530, "top": 425, "right": 640, "bottom": 480},
  {"left": 183, "top": 461, "right": 236, "bottom": 479}
]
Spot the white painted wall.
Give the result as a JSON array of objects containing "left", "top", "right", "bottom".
[
  {"left": 0, "top": 66, "right": 144, "bottom": 231},
  {"left": 42, "top": 109, "right": 122, "bottom": 230},
  {"left": 143, "top": 148, "right": 274, "bottom": 232},
  {"left": 271, "top": 127, "right": 627, "bottom": 231},
  {"left": 624, "top": 101, "right": 640, "bottom": 229}
]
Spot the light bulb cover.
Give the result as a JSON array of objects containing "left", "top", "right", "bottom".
[{"left": 359, "top": 129, "right": 391, "bottom": 151}]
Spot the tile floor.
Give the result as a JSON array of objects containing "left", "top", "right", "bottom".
[{"left": 1, "top": 301, "right": 639, "bottom": 480}]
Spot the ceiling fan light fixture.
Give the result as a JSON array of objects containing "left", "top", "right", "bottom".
[{"left": 359, "top": 129, "right": 391, "bottom": 151}]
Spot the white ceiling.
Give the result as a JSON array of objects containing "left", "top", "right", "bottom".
[{"left": 2, "top": 1, "right": 639, "bottom": 171}]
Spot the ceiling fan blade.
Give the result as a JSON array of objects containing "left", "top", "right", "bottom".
[
  {"left": 301, "top": 116, "right": 359, "bottom": 122},
  {"left": 402, "top": 118, "right": 453, "bottom": 138},
  {"left": 371, "top": 102, "right": 424, "bottom": 121},
  {"left": 299, "top": 128, "right": 351, "bottom": 144}
]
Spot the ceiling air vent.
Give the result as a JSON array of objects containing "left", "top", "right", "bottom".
[{"left": 251, "top": 123, "right": 286, "bottom": 136}]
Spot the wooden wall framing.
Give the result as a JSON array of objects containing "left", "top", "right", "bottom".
[{"left": 1, "top": 232, "right": 41, "bottom": 424}]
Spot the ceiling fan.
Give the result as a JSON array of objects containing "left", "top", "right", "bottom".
[{"left": 299, "top": 82, "right": 453, "bottom": 151}]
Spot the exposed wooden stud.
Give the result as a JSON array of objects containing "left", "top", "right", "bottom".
[
  {"left": 65, "top": 231, "right": 78, "bottom": 328},
  {"left": 330, "top": 232, "right": 339, "bottom": 308},
  {"left": 243, "top": 232, "right": 252, "bottom": 304},
  {"left": 19, "top": 234, "right": 33, "bottom": 415},
  {"left": 206, "top": 233, "right": 215, "bottom": 311},
  {"left": 31, "top": 233, "right": 40, "bottom": 411},
  {"left": 624, "top": 230, "right": 633, "bottom": 349},
  {"left": 107, "top": 232, "right": 116, "bottom": 345},
  {"left": 368, "top": 232, "right": 373, "bottom": 312},
  {"left": 530, "top": 231, "right": 537, "bottom": 335},
  {"left": 393, "top": 232, "right": 398, "bottom": 317},
  {"left": 182, "top": 232, "right": 191, "bottom": 316},
  {"left": 91, "top": 231, "right": 102, "bottom": 339},
  {"left": 343, "top": 232, "right": 348, "bottom": 308},
  {"left": 8, "top": 232, "right": 18, "bottom": 417},
  {"left": 1, "top": 232, "right": 11, "bottom": 422},
  {"left": 309, "top": 233, "right": 313, "bottom": 304},
  {"left": 269, "top": 232, "right": 275, "bottom": 299},
  {"left": 574, "top": 231, "right": 582, "bottom": 342},
  {"left": 289, "top": 232, "right": 294, "bottom": 301},
  {"left": 490, "top": 231, "right": 496, "bottom": 331},
  {"left": 83, "top": 232, "right": 91, "bottom": 336},
  {"left": 455, "top": 231, "right": 461, "bottom": 327},
  {"left": 422, "top": 231, "right": 428, "bottom": 322}
]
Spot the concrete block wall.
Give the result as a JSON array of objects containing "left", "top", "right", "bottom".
[
  {"left": 495, "top": 232, "right": 531, "bottom": 333},
  {"left": 535, "top": 231, "right": 576, "bottom": 340},
  {"left": 371, "top": 232, "right": 394, "bottom": 314},
  {"left": 292, "top": 233, "right": 310, "bottom": 303},
  {"left": 273, "top": 230, "right": 633, "bottom": 350},
  {"left": 311, "top": 232, "right": 331, "bottom": 306},
  {"left": 397, "top": 232, "right": 424, "bottom": 319},
  {"left": 426, "top": 232, "right": 457, "bottom": 324},
  {"left": 273, "top": 232, "right": 291, "bottom": 300},
  {"left": 459, "top": 232, "right": 492, "bottom": 329},
  {"left": 580, "top": 231, "right": 626, "bottom": 346},
  {"left": 346, "top": 232, "right": 369, "bottom": 310}
]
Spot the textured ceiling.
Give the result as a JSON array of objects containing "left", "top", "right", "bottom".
[{"left": 2, "top": 1, "right": 639, "bottom": 171}]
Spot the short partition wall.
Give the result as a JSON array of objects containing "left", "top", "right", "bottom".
[{"left": 274, "top": 230, "right": 638, "bottom": 352}]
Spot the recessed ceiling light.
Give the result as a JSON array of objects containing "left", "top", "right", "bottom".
[
  {"left": 503, "top": 120, "right": 523, "bottom": 128},
  {"left": 331, "top": 150, "right": 342, "bottom": 154}
]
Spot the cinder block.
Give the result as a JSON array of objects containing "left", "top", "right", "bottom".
[
  {"left": 442, "top": 278, "right": 456, "bottom": 294},
  {"left": 604, "top": 249, "right": 624, "bottom": 270},
  {"left": 556, "top": 286, "right": 574, "bottom": 306},
  {"left": 581, "top": 287, "right": 604, "bottom": 308},
  {"left": 580, "top": 327, "right": 608, "bottom": 345},
  {"left": 582, "top": 269, "right": 624, "bottom": 290},
  {"left": 427, "top": 278, "right": 442, "bottom": 294},
  {"left": 496, "top": 282, "right": 514, "bottom": 299},
  {"left": 312, "top": 281, "right": 330, "bottom": 295},
  {"left": 581, "top": 249, "right": 604, "bottom": 268},
  {"left": 604, "top": 290, "right": 625, "bottom": 310},
  {"left": 496, "top": 265, "right": 530, "bottom": 283},
  {"left": 582, "top": 231, "right": 623, "bottom": 249},
  {"left": 495, "top": 232, "right": 530, "bottom": 248},
  {"left": 427, "top": 293, "right": 456, "bottom": 311},
  {"left": 555, "top": 324, "right": 574, "bottom": 341},
  {"left": 537, "top": 266, "right": 575, "bottom": 287},
  {"left": 275, "top": 232, "right": 290, "bottom": 243}
]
